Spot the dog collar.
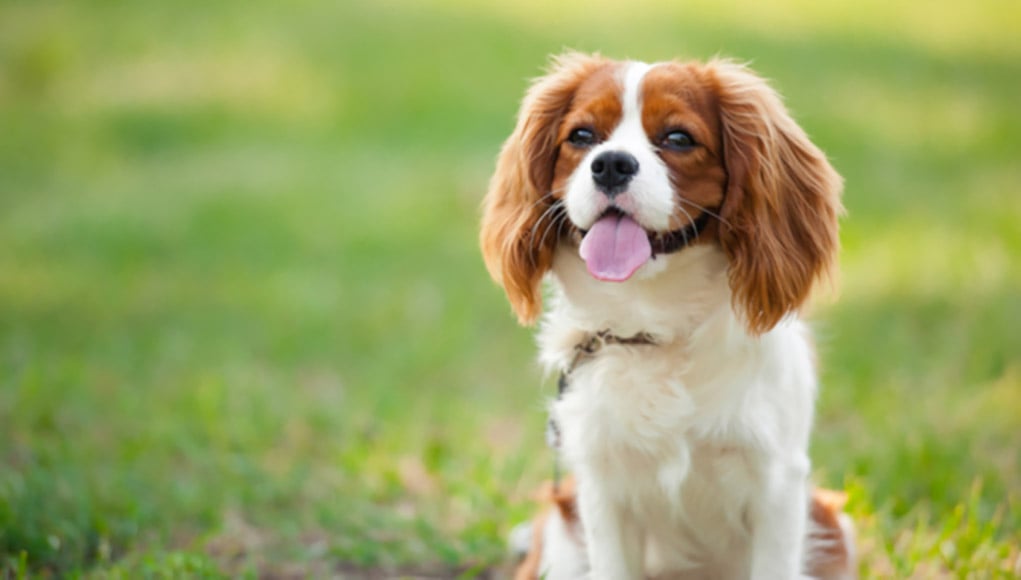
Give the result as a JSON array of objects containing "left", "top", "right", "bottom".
[
  {"left": 561, "top": 329, "right": 657, "bottom": 385},
  {"left": 650, "top": 210, "right": 715, "bottom": 257}
]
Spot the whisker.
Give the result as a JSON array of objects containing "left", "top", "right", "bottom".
[
  {"left": 674, "top": 204, "right": 696, "bottom": 245},
  {"left": 665, "top": 210, "right": 683, "bottom": 232},
  {"left": 521, "top": 186, "right": 572, "bottom": 268},
  {"left": 527, "top": 202, "right": 562, "bottom": 263},
  {"left": 523, "top": 185, "right": 569, "bottom": 214},
  {"left": 677, "top": 197, "right": 732, "bottom": 230},
  {"left": 553, "top": 211, "right": 572, "bottom": 245},
  {"left": 524, "top": 192, "right": 555, "bottom": 212},
  {"left": 536, "top": 202, "right": 566, "bottom": 252},
  {"left": 539, "top": 216, "right": 561, "bottom": 253}
]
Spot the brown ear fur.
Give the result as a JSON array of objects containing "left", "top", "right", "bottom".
[
  {"left": 711, "top": 61, "right": 844, "bottom": 334},
  {"left": 481, "top": 53, "right": 609, "bottom": 325}
]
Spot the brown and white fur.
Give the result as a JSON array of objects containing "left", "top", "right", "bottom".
[
  {"left": 481, "top": 53, "right": 850, "bottom": 579},
  {"left": 512, "top": 478, "right": 855, "bottom": 580}
]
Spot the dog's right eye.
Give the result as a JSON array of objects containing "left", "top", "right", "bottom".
[{"left": 567, "top": 128, "right": 596, "bottom": 147}]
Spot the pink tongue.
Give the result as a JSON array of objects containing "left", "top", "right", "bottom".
[{"left": 579, "top": 213, "right": 652, "bottom": 282}]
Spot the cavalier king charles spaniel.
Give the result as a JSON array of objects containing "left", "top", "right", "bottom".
[{"left": 481, "top": 53, "right": 854, "bottom": 579}]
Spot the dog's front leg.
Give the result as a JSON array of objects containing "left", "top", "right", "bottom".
[
  {"left": 578, "top": 479, "right": 644, "bottom": 580},
  {"left": 749, "top": 457, "right": 810, "bottom": 579}
]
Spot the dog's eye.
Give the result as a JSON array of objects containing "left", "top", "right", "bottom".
[
  {"left": 567, "top": 128, "right": 597, "bottom": 147},
  {"left": 661, "top": 130, "right": 696, "bottom": 151}
]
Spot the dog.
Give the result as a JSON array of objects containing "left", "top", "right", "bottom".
[{"left": 480, "top": 53, "right": 851, "bottom": 579}]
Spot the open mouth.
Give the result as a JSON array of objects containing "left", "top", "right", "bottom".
[{"left": 577, "top": 208, "right": 712, "bottom": 282}]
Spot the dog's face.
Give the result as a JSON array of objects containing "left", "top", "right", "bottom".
[
  {"left": 481, "top": 53, "right": 843, "bottom": 334},
  {"left": 553, "top": 62, "right": 727, "bottom": 264}
]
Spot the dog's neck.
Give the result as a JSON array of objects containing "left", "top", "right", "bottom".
[
  {"left": 548, "top": 244, "right": 731, "bottom": 337},
  {"left": 538, "top": 243, "right": 753, "bottom": 375}
]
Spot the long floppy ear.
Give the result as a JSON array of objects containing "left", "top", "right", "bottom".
[
  {"left": 711, "top": 61, "right": 844, "bottom": 334},
  {"left": 480, "top": 53, "right": 608, "bottom": 325}
]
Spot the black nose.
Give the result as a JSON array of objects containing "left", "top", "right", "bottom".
[{"left": 591, "top": 151, "right": 639, "bottom": 194}]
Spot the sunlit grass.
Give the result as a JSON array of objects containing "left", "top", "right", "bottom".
[{"left": 1, "top": 0, "right": 1019, "bottom": 576}]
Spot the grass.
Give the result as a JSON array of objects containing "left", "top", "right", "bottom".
[{"left": 1, "top": 0, "right": 1019, "bottom": 577}]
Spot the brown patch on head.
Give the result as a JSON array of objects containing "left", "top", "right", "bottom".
[
  {"left": 481, "top": 53, "right": 617, "bottom": 325},
  {"left": 640, "top": 62, "right": 729, "bottom": 236},
  {"left": 549, "top": 66, "right": 624, "bottom": 200},
  {"left": 635, "top": 59, "right": 843, "bottom": 332},
  {"left": 636, "top": 60, "right": 842, "bottom": 333}
]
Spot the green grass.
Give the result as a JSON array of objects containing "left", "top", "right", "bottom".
[{"left": 1, "top": 0, "right": 1019, "bottom": 577}]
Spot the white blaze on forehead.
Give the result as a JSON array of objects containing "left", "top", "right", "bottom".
[
  {"left": 603, "top": 61, "right": 674, "bottom": 231},
  {"left": 619, "top": 61, "right": 653, "bottom": 123}
]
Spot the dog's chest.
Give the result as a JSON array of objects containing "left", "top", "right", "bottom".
[
  {"left": 554, "top": 346, "right": 762, "bottom": 571},
  {"left": 554, "top": 343, "right": 760, "bottom": 485}
]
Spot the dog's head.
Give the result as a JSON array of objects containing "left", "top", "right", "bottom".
[{"left": 480, "top": 53, "right": 843, "bottom": 334}]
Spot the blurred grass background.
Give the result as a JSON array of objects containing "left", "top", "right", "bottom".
[{"left": 1, "top": 0, "right": 1018, "bottom": 577}]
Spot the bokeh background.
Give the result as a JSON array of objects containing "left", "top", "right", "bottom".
[{"left": 1, "top": 0, "right": 1018, "bottom": 577}]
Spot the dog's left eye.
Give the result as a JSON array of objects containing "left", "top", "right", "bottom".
[
  {"left": 661, "top": 130, "right": 696, "bottom": 151},
  {"left": 567, "top": 128, "right": 597, "bottom": 147}
]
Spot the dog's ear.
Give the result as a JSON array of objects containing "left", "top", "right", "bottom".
[
  {"left": 481, "top": 53, "right": 608, "bottom": 325},
  {"left": 711, "top": 61, "right": 844, "bottom": 334}
]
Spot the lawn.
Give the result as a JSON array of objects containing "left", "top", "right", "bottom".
[{"left": 1, "top": 0, "right": 1019, "bottom": 577}]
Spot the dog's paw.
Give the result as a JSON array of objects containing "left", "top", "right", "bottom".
[{"left": 508, "top": 520, "right": 534, "bottom": 559}]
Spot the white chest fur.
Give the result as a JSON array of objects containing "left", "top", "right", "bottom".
[{"left": 540, "top": 244, "right": 817, "bottom": 576}]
